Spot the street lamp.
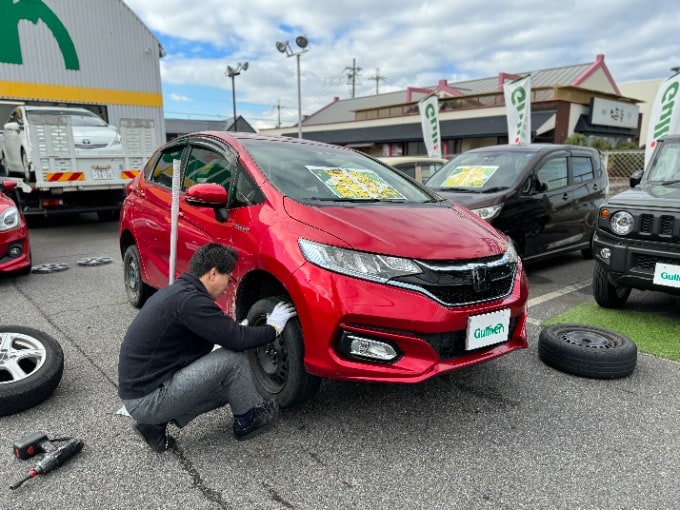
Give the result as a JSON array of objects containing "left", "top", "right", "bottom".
[
  {"left": 226, "top": 62, "right": 248, "bottom": 131},
  {"left": 276, "top": 35, "right": 309, "bottom": 138}
]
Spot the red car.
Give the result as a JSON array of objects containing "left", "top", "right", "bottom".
[
  {"left": 119, "top": 133, "right": 528, "bottom": 407},
  {"left": 0, "top": 179, "right": 31, "bottom": 275}
]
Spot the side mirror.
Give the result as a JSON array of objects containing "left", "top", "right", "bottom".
[
  {"left": 185, "top": 183, "right": 228, "bottom": 207},
  {"left": 1, "top": 180, "right": 18, "bottom": 192},
  {"left": 629, "top": 170, "right": 643, "bottom": 188},
  {"left": 3, "top": 121, "right": 20, "bottom": 132}
]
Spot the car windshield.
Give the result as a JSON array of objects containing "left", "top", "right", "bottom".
[
  {"left": 26, "top": 109, "right": 108, "bottom": 128},
  {"left": 648, "top": 140, "right": 680, "bottom": 183},
  {"left": 426, "top": 150, "right": 536, "bottom": 192},
  {"left": 240, "top": 138, "right": 437, "bottom": 203}
]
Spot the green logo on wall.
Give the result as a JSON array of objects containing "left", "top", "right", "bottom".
[{"left": 0, "top": 0, "right": 80, "bottom": 70}]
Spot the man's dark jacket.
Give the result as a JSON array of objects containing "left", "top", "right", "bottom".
[{"left": 118, "top": 273, "right": 275, "bottom": 399}]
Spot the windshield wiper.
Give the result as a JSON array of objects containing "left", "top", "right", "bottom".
[
  {"left": 309, "top": 196, "right": 384, "bottom": 202},
  {"left": 435, "top": 187, "right": 473, "bottom": 192},
  {"left": 481, "top": 186, "right": 510, "bottom": 193},
  {"left": 660, "top": 179, "right": 680, "bottom": 187}
]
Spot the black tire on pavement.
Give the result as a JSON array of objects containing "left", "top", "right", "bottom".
[
  {"left": 246, "top": 296, "right": 321, "bottom": 408},
  {"left": 538, "top": 323, "right": 637, "bottom": 379},
  {"left": 123, "top": 244, "right": 154, "bottom": 308},
  {"left": 593, "top": 263, "right": 631, "bottom": 308},
  {"left": 0, "top": 326, "right": 65, "bottom": 416}
]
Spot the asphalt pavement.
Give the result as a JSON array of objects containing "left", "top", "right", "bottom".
[{"left": 1, "top": 218, "right": 679, "bottom": 510}]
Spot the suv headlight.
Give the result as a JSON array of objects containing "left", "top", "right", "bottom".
[
  {"left": 471, "top": 204, "right": 502, "bottom": 220},
  {"left": 298, "top": 239, "right": 422, "bottom": 282},
  {"left": 610, "top": 211, "right": 634, "bottom": 235},
  {"left": 0, "top": 206, "right": 20, "bottom": 231}
]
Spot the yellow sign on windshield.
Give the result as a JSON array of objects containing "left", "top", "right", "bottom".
[
  {"left": 443, "top": 165, "right": 498, "bottom": 188},
  {"left": 308, "top": 166, "right": 405, "bottom": 199}
]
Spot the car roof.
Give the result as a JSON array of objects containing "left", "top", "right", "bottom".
[
  {"left": 173, "top": 131, "right": 361, "bottom": 151},
  {"left": 463, "top": 143, "right": 595, "bottom": 154}
]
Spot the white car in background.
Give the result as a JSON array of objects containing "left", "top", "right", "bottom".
[{"left": 2, "top": 105, "right": 123, "bottom": 179}]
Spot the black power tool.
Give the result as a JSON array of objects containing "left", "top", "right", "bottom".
[{"left": 10, "top": 432, "right": 84, "bottom": 490}]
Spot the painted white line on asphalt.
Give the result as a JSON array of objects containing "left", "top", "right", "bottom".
[{"left": 527, "top": 280, "right": 592, "bottom": 308}]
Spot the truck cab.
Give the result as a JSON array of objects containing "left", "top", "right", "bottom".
[{"left": 592, "top": 135, "right": 680, "bottom": 307}]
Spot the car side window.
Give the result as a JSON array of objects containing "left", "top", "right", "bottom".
[
  {"left": 536, "top": 157, "right": 568, "bottom": 190},
  {"left": 149, "top": 145, "right": 184, "bottom": 188},
  {"left": 572, "top": 156, "right": 595, "bottom": 182},
  {"left": 183, "top": 145, "right": 236, "bottom": 192},
  {"left": 233, "top": 168, "right": 265, "bottom": 207}
]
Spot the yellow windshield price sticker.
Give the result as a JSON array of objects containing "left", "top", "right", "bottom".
[
  {"left": 308, "top": 166, "right": 405, "bottom": 199},
  {"left": 443, "top": 165, "right": 498, "bottom": 188}
]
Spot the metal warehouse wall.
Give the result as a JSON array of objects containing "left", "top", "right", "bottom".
[{"left": 0, "top": 0, "right": 164, "bottom": 143}]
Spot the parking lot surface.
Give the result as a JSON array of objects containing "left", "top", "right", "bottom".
[{"left": 1, "top": 217, "right": 679, "bottom": 509}]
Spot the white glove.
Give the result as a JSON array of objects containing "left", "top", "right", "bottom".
[
  {"left": 240, "top": 318, "right": 249, "bottom": 326},
  {"left": 266, "top": 302, "right": 297, "bottom": 336}
]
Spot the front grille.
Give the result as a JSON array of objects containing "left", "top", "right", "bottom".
[
  {"left": 423, "top": 317, "right": 520, "bottom": 360},
  {"left": 632, "top": 253, "right": 680, "bottom": 274},
  {"left": 393, "top": 253, "right": 517, "bottom": 306},
  {"left": 630, "top": 212, "right": 678, "bottom": 241}
]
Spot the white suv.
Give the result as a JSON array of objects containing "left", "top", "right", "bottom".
[{"left": 2, "top": 106, "right": 123, "bottom": 179}]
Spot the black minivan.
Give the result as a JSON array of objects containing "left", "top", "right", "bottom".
[{"left": 426, "top": 144, "right": 608, "bottom": 263}]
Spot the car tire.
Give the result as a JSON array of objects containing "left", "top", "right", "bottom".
[
  {"left": 21, "top": 150, "right": 34, "bottom": 182},
  {"left": 246, "top": 296, "right": 321, "bottom": 408},
  {"left": 123, "top": 244, "right": 154, "bottom": 308},
  {"left": 593, "top": 263, "right": 631, "bottom": 308},
  {"left": 0, "top": 326, "right": 65, "bottom": 416},
  {"left": 538, "top": 323, "right": 637, "bottom": 379}
]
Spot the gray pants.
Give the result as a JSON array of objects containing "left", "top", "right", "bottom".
[{"left": 123, "top": 348, "right": 261, "bottom": 428}]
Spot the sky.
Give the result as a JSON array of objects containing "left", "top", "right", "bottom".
[{"left": 123, "top": 0, "right": 680, "bottom": 131}]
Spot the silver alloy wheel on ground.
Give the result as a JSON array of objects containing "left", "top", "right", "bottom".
[{"left": 0, "top": 326, "right": 64, "bottom": 416}]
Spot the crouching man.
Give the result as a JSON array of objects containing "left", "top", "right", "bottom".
[{"left": 118, "top": 242, "right": 296, "bottom": 452}]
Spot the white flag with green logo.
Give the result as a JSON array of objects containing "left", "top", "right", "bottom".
[
  {"left": 418, "top": 94, "right": 441, "bottom": 158},
  {"left": 503, "top": 75, "right": 531, "bottom": 145},
  {"left": 645, "top": 72, "right": 680, "bottom": 168}
]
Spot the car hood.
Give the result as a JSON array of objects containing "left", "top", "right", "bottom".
[
  {"left": 606, "top": 183, "right": 680, "bottom": 212},
  {"left": 72, "top": 126, "right": 119, "bottom": 147},
  {"left": 283, "top": 199, "right": 507, "bottom": 259}
]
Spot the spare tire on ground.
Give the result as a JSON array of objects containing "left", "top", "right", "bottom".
[
  {"left": 538, "top": 323, "right": 637, "bottom": 379},
  {"left": 0, "top": 326, "right": 64, "bottom": 416}
]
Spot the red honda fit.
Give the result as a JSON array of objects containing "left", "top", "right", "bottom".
[
  {"left": 119, "top": 133, "right": 528, "bottom": 407},
  {"left": 0, "top": 180, "right": 31, "bottom": 275}
]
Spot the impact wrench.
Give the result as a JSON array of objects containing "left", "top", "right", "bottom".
[{"left": 10, "top": 433, "right": 84, "bottom": 490}]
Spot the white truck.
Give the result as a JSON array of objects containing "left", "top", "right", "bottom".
[{"left": 1, "top": 106, "right": 156, "bottom": 220}]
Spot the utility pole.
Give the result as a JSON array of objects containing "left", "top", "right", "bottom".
[
  {"left": 344, "top": 58, "right": 362, "bottom": 98},
  {"left": 369, "top": 67, "right": 386, "bottom": 94},
  {"left": 275, "top": 99, "right": 284, "bottom": 128}
]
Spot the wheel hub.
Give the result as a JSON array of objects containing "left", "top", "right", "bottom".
[{"left": 563, "top": 330, "right": 614, "bottom": 349}]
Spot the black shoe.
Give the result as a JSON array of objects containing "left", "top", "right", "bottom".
[
  {"left": 133, "top": 422, "right": 175, "bottom": 452},
  {"left": 233, "top": 400, "right": 280, "bottom": 441}
]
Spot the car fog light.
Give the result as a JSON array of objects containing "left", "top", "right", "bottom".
[
  {"left": 8, "top": 244, "right": 23, "bottom": 258},
  {"left": 348, "top": 335, "right": 398, "bottom": 361},
  {"left": 599, "top": 247, "right": 611, "bottom": 260}
]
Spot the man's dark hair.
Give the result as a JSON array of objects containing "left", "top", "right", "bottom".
[{"left": 189, "top": 243, "right": 239, "bottom": 277}]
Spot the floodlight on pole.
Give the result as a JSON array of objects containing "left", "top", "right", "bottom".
[
  {"left": 226, "top": 62, "right": 248, "bottom": 131},
  {"left": 276, "top": 35, "right": 310, "bottom": 138}
]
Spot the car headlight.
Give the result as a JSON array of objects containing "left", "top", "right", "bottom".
[
  {"left": 471, "top": 204, "right": 502, "bottom": 220},
  {"left": 610, "top": 211, "right": 634, "bottom": 235},
  {"left": 298, "top": 239, "right": 422, "bottom": 282},
  {"left": 0, "top": 206, "right": 20, "bottom": 231}
]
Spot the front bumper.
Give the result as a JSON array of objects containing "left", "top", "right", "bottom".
[
  {"left": 593, "top": 230, "right": 680, "bottom": 294},
  {"left": 291, "top": 260, "right": 529, "bottom": 383},
  {"left": 0, "top": 229, "right": 30, "bottom": 274}
]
